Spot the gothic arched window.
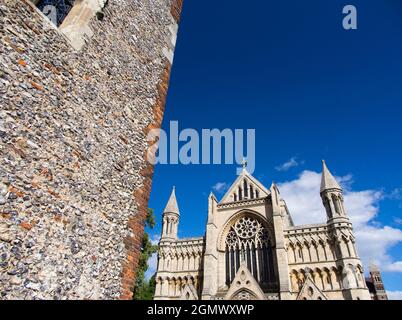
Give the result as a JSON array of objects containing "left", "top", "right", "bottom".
[
  {"left": 332, "top": 195, "right": 342, "bottom": 215},
  {"left": 298, "top": 248, "right": 303, "bottom": 260},
  {"left": 169, "top": 219, "right": 174, "bottom": 234},
  {"left": 243, "top": 180, "right": 248, "bottom": 198},
  {"left": 225, "top": 216, "right": 277, "bottom": 291}
]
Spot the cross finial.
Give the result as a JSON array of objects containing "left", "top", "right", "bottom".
[{"left": 242, "top": 158, "right": 247, "bottom": 170}]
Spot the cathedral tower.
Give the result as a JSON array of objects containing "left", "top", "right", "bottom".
[
  {"left": 320, "top": 160, "right": 347, "bottom": 222},
  {"left": 320, "top": 161, "right": 371, "bottom": 300},
  {"left": 367, "top": 264, "right": 388, "bottom": 300},
  {"left": 161, "top": 187, "right": 180, "bottom": 240}
]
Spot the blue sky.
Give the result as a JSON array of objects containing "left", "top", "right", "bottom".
[{"left": 146, "top": 0, "right": 402, "bottom": 299}]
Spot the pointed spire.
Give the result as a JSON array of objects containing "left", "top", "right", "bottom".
[
  {"left": 209, "top": 191, "right": 217, "bottom": 201},
  {"left": 163, "top": 186, "right": 179, "bottom": 215},
  {"left": 320, "top": 160, "right": 342, "bottom": 193}
]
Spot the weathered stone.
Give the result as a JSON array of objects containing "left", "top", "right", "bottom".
[
  {"left": 10, "top": 276, "right": 22, "bottom": 285},
  {"left": 0, "top": 0, "right": 182, "bottom": 300},
  {"left": 0, "top": 225, "right": 11, "bottom": 242}
]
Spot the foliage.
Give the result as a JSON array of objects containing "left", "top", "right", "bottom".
[
  {"left": 133, "top": 208, "right": 158, "bottom": 300},
  {"left": 146, "top": 207, "right": 156, "bottom": 229}
]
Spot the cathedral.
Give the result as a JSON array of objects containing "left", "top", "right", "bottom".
[{"left": 153, "top": 161, "right": 381, "bottom": 300}]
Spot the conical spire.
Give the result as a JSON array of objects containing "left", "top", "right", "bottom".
[
  {"left": 163, "top": 186, "right": 179, "bottom": 215},
  {"left": 320, "top": 160, "right": 342, "bottom": 193}
]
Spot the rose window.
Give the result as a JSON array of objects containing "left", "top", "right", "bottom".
[{"left": 234, "top": 217, "right": 259, "bottom": 239}]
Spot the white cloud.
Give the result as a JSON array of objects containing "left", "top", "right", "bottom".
[
  {"left": 394, "top": 217, "right": 402, "bottom": 225},
  {"left": 355, "top": 226, "right": 402, "bottom": 271},
  {"left": 278, "top": 170, "right": 326, "bottom": 225},
  {"left": 145, "top": 253, "right": 158, "bottom": 280},
  {"left": 344, "top": 190, "right": 383, "bottom": 229},
  {"left": 387, "top": 290, "right": 402, "bottom": 300},
  {"left": 150, "top": 234, "right": 161, "bottom": 245},
  {"left": 278, "top": 170, "right": 402, "bottom": 273},
  {"left": 337, "top": 174, "right": 354, "bottom": 191},
  {"left": 275, "top": 157, "right": 301, "bottom": 172},
  {"left": 389, "top": 188, "right": 402, "bottom": 200},
  {"left": 387, "top": 261, "right": 402, "bottom": 272},
  {"left": 144, "top": 234, "right": 160, "bottom": 280},
  {"left": 212, "top": 182, "right": 229, "bottom": 193}
]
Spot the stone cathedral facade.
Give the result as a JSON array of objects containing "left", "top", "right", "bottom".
[{"left": 154, "top": 161, "right": 373, "bottom": 300}]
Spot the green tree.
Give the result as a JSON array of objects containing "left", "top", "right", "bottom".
[{"left": 133, "top": 208, "right": 158, "bottom": 300}]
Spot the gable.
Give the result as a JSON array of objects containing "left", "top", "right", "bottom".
[
  {"left": 180, "top": 283, "right": 199, "bottom": 300},
  {"left": 296, "top": 275, "right": 328, "bottom": 300},
  {"left": 220, "top": 170, "right": 270, "bottom": 204},
  {"left": 224, "top": 263, "right": 266, "bottom": 300}
]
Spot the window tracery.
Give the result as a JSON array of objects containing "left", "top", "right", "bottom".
[
  {"left": 225, "top": 216, "right": 277, "bottom": 291},
  {"left": 233, "top": 290, "right": 257, "bottom": 300}
]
